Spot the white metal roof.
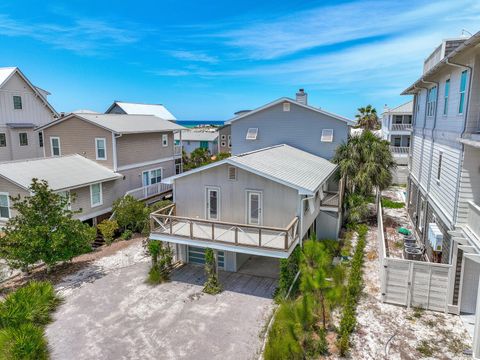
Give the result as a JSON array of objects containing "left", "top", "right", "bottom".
[
  {"left": 0, "top": 154, "right": 122, "bottom": 191},
  {"left": 225, "top": 97, "right": 355, "bottom": 126},
  {"left": 386, "top": 101, "right": 413, "bottom": 114},
  {"left": 174, "top": 131, "right": 218, "bottom": 142},
  {"left": 165, "top": 144, "right": 337, "bottom": 194},
  {"left": 107, "top": 101, "right": 177, "bottom": 121},
  {"left": 37, "top": 113, "right": 186, "bottom": 134}
]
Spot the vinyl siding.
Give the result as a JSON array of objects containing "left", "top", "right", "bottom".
[
  {"left": 0, "top": 127, "right": 44, "bottom": 161},
  {"left": 43, "top": 116, "right": 114, "bottom": 168},
  {"left": 410, "top": 134, "right": 422, "bottom": 181},
  {"left": 116, "top": 132, "right": 175, "bottom": 167},
  {"left": 0, "top": 177, "right": 29, "bottom": 219},
  {"left": 182, "top": 140, "right": 218, "bottom": 155},
  {"left": 457, "top": 146, "right": 480, "bottom": 224},
  {"left": 173, "top": 163, "right": 299, "bottom": 228},
  {"left": 70, "top": 180, "right": 118, "bottom": 219},
  {"left": 231, "top": 102, "right": 349, "bottom": 159}
]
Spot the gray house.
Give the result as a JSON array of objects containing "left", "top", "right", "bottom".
[
  {"left": 150, "top": 144, "right": 343, "bottom": 273},
  {"left": 226, "top": 90, "right": 354, "bottom": 159},
  {"left": 402, "top": 33, "right": 480, "bottom": 358},
  {"left": 174, "top": 131, "right": 218, "bottom": 155}
]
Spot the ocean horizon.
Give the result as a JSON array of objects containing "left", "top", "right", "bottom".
[{"left": 177, "top": 120, "right": 225, "bottom": 128}]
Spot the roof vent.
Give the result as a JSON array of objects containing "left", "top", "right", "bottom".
[{"left": 296, "top": 89, "right": 308, "bottom": 105}]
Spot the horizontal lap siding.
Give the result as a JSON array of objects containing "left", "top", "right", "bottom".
[
  {"left": 411, "top": 135, "right": 422, "bottom": 180},
  {"left": 457, "top": 146, "right": 480, "bottom": 224},
  {"left": 71, "top": 180, "right": 118, "bottom": 218},
  {"left": 116, "top": 132, "right": 175, "bottom": 167},
  {"left": 0, "top": 178, "right": 29, "bottom": 219},
  {"left": 419, "top": 137, "right": 432, "bottom": 188},
  {"left": 116, "top": 160, "right": 175, "bottom": 195}
]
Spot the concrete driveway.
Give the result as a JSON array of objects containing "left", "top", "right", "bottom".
[{"left": 46, "top": 259, "right": 277, "bottom": 360}]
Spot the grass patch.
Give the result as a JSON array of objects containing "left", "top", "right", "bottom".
[
  {"left": 381, "top": 198, "right": 404, "bottom": 209},
  {"left": 412, "top": 307, "right": 424, "bottom": 319},
  {"left": 0, "top": 281, "right": 61, "bottom": 360},
  {"left": 416, "top": 340, "right": 437, "bottom": 357}
]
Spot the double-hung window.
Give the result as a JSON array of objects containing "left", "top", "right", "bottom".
[
  {"left": 459, "top": 70, "right": 468, "bottom": 114},
  {"left": 50, "top": 137, "right": 61, "bottom": 156},
  {"left": 90, "top": 183, "right": 103, "bottom": 207},
  {"left": 95, "top": 138, "right": 107, "bottom": 160},
  {"left": 19, "top": 133, "right": 28, "bottom": 146},
  {"left": 142, "top": 168, "right": 162, "bottom": 186},
  {"left": 443, "top": 79, "right": 450, "bottom": 115},
  {"left": 426, "top": 86, "right": 437, "bottom": 117},
  {"left": 0, "top": 193, "right": 10, "bottom": 219}
]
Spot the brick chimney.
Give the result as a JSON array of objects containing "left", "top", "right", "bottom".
[{"left": 296, "top": 89, "right": 308, "bottom": 105}]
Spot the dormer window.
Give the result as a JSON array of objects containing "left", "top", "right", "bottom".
[
  {"left": 321, "top": 129, "right": 334, "bottom": 142},
  {"left": 246, "top": 128, "right": 258, "bottom": 140},
  {"left": 283, "top": 102, "right": 290, "bottom": 112}
]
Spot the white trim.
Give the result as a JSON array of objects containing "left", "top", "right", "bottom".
[
  {"left": 321, "top": 129, "right": 334, "bottom": 142},
  {"left": 112, "top": 133, "right": 118, "bottom": 171},
  {"left": 246, "top": 127, "right": 258, "bottom": 140},
  {"left": 90, "top": 183, "right": 103, "bottom": 208},
  {"left": 116, "top": 156, "right": 176, "bottom": 171},
  {"left": 0, "top": 192, "right": 10, "bottom": 220},
  {"left": 50, "top": 136, "right": 61, "bottom": 156},
  {"left": 245, "top": 190, "right": 263, "bottom": 225},
  {"left": 162, "top": 133, "right": 168, "bottom": 147},
  {"left": 95, "top": 137, "right": 107, "bottom": 161},
  {"left": 205, "top": 186, "right": 220, "bottom": 220},
  {"left": 142, "top": 167, "right": 163, "bottom": 186}
]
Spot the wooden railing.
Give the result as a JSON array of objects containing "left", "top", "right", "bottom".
[
  {"left": 125, "top": 183, "right": 172, "bottom": 201},
  {"left": 321, "top": 191, "right": 339, "bottom": 207},
  {"left": 150, "top": 204, "right": 299, "bottom": 251}
]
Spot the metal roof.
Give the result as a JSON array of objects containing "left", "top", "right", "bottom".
[
  {"left": 37, "top": 113, "right": 186, "bottom": 134},
  {"left": 107, "top": 101, "right": 177, "bottom": 121},
  {"left": 174, "top": 131, "right": 218, "bottom": 142},
  {"left": 165, "top": 144, "right": 337, "bottom": 194},
  {"left": 0, "top": 154, "right": 122, "bottom": 191},
  {"left": 386, "top": 100, "right": 413, "bottom": 114},
  {"left": 225, "top": 97, "right": 355, "bottom": 126}
]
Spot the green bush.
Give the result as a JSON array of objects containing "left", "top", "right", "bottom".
[
  {"left": 0, "top": 281, "right": 61, "bottom": 328},
  {"left": 275, "top": 246, "right": 301, "bottom": 301},
  {"left": 97, "top": 219, "right": 119, "bottom": 245},
  {"left": 112, "top": 195, "right": 149, "bottom": 232},
  {"left": 121, "top": 229, "right": 133, "bottom": 240},
  {"left": 0, "top": 323, "right": 48, "bottom": 360},
  {"left": 149, "top": 200, "right": 173, "bottom": 213},
  {"left": 146, "top": 241, "right": 173, "bottom": 285},
  {"left": 203, "top": 248, "right": 222, "bottom": 295},
  {"left": 381, "top": 198, "right": 404, "bottom": 209}
]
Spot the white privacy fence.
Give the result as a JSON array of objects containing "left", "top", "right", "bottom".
[{"left": 376, "top": 193, "right": 452, "bottom": 313}]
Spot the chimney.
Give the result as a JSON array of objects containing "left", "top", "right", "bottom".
[{"left": 296, "top": 89, "right": 307, "bottom": 105}]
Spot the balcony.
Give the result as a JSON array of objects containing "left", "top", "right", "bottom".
[
  {"left": 174, "top": 145, "right": 182, "bottom": 156},
  {"left": 391, "top": 123, "right": 412, "bottom": 132},
  {"left": 467, "top": 201, "right": 480, "bottom": 240},
  {"left": 125, "top": 183, "right": 172, "bottom": 201},
  {"left": 390, "top": 146, "right": 410, "bottom": 155},
  {"left": 150, "top": 204, "right": 300, "bottom": 255}
]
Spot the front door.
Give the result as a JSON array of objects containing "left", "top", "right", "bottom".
[
  {"left": 206, "top": 187, "right": 219, "bottom": 220},
  {"left": 247, "top": 191, "right": 262, "bottom": 225}
]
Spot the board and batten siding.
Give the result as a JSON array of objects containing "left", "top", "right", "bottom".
[
  {"left": 43, "top": 116, "right": 114, "bottom": 168},
  {"left": 173, "top": 163, "right": 298, "bottom": 228},
  {"left": 231, "top": 102, "right": 349, "bottom": 159},
  {"left": 116, "top": 132, "right": 175, "bottom": 168}
]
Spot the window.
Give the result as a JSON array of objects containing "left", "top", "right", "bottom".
[
  {"left": 13, "top": 96, "right": 22, "bottom": 109},
  {"left": 221, "top": 134, "right": 226, "bottom": 140},
  {"left": 95, "top": 138, "right": 107, "bottom": 160},
  {"left": 426, "top": 86, "right": 437, "bottom": 117},
  {"left": 443, "top": 79, "right": 450, "bottom": 115},
  {"left": 90, "top": 183, "right": 103, "bottom": 207},
  {"left": 0, "top": 133, "right": 6, "bottom": 147},
  {"left": 393, "top": 115, "right": 403, "bottom": 124},
  {"left": 38, "top": 132, "right": 43, "bottom": 148},
  {"left": 19, "top": 133, "right": 28, "bottom": 146},
  {"left": 404, "top": 115, "right": 412, "bottom": 124},
  {"left": 321, "top": 129, "right": 334, "bottom": 142},
  {"left": 246, "top": 128, "right": 258, "bottom": 140},
  {"left": 50, "top": 137, "right": 61, "bottom": 156},
  {"left": 0, "top": 193, "right": 10, "bottom": 219},
  {"left": 206, "top": 187, "right": 220, "bottom": 220},
  {"left": 283, "top": 102, "right": 290, "bottom": 112},
  {"left": 142, "top": 168, "right": 162, "bottom": 186},
  {"left": 459, "top": 70, "right": 468, "bottom": 114},
  {"left": 437, "top": 152, "right": 443, "bottom": 182},
  {"left": 162, "top": 134, "right": 168, "bottom": 147},
  {"left": 200, "top": 141, "right": 209, "bottom": 149},
  {"left": 392, "top": 136, "right": 401, "bottom": 147},
  {"left": 228, "top": 166, "right": 237, "bottom": 181}
]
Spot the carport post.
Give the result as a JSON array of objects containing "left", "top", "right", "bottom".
[{"left": 214, "top": 249, "right": 219, "bottom": 274}]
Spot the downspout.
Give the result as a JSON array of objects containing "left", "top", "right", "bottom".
[
  {"left": 299, "top": 195, "right": 315, "bottom": 247},
  {"left": 445, "top": 58, "right": 473, "bottom": 227},
  {"left": 112, "top": 133, "right": 122, "bottom": 172}
]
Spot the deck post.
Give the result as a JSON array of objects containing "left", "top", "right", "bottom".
[
  {"left": 235, "top": 227, "right": 238, "bottom": 244},
  {"left": 284, "top": 233, "right": 288, "bottom": 249},
  {"left": 212, "top": 223, "right": 215, "bottom": 241},
  {"left": 258, "top": 228, "right": 262, "bottom": 247}
]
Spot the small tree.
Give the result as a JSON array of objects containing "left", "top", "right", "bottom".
[
  {"left": 146, "top": 240, "right": 173, "bottom": 285},
  {"left": 97, "top": 219, "right": 119, "bottom": 245},
  {"left": 112, "top": 195, "right": 149, "bottom": 233},
  {"left": 0, "top": 179, "right": 96, "bottom": 273},
  {"left": 203, "top": 248, "right": 222, "bottom": 294}
]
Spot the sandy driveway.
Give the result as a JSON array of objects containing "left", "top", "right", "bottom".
[{"left": 46, "top": 242, "right": 276, "bottom": 360}]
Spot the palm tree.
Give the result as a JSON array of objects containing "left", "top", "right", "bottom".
[
  {"left": 333, "top": 130, "right": 396, "bottom": 196},
  {"left": 355, "top": 105, "right": 379, "bottom": 130}
]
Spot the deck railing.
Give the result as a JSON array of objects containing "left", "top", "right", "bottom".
[
  {"left": 125, "top": 183, "right": 173, "bottom": 201},
  {"left": 150, "top": 204, "right": 299, "bottom": 251},
  {"left": 321, "top": 191, "right": 339, "bottom": 208},
  {"left": 391, "top": 123, "right": 412, "bottom": 131},
  {"left": 174, "top": 145, "right": 182, "bottom": 156},
  {"left": 467, "top": 201, "right": 480, "bottom": 240},
  {"left": 390, "top": 146, "right": 410, "bottom": 155}
]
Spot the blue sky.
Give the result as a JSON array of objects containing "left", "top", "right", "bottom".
[{"left": 1, "top": 0, "right": 479, "bottom": 120}]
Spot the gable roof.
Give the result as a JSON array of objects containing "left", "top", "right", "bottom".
[
  {"left": 0, "top": 154, "right": 122, "bottom": 192},
  {"left": 384, "top": 101, "right": 413, "bottom": 114},
  {"left": 0, "top": 67, "right": 58, "bottom": 117},
  {"left": 174, "top": 131, "right": 218, "bottom": 142},
  {"left": 164, "top": 144, "right": 337, "bottom": 195},
  {"left": 106, "top": 101, "right": 177, "bottom": 121},
  {"left": 36, "top": 113, "right": 186, "bottom": 134},
  {"left": 225, "top": 97, "right": 355, "bottom": 126}
]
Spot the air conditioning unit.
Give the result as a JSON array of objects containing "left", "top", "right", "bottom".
[{"left": 428, "top": 223, "right": 443, "bottom": 252}]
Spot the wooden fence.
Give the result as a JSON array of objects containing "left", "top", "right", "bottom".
[{"left": 376, "top": 193, "right": 452, "bottom": 313}]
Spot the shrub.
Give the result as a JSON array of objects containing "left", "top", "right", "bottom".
[
  {"left": 0, "top": 323, "right": 48, "bottom": 360},
  {"left": 275, "top": 246, "right": 301, "bottom": 301},
  {"left": 97, "top": 220, "right": 119, "bottom": 245},
  {"left": 121, "top": 229, "right": 133, "bottom": 240},
  {"left": 148, "top": 241, "right": 161, "bottom": 267},
  {"left": 146, "top": 241, "right": 173, "bottom": 285},
  {"left": 0, "top": 281, "right": 61, "bottom": 328},
  {"left": 203, "top": 248, "right": 222, "bottom": 295},
  {"left": 149, "top": 200, "right": 173, "bottom": 213},
  {"left": 112, "top": 195, "right": 149, "bottom": 232},
  {"left": 381, "top": 198, "right": 404, "bottom": 209}
]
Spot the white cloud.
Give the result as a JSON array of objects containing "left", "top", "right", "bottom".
[{"left": 167, "top": 50, "right": 218, "bottom": 63}]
